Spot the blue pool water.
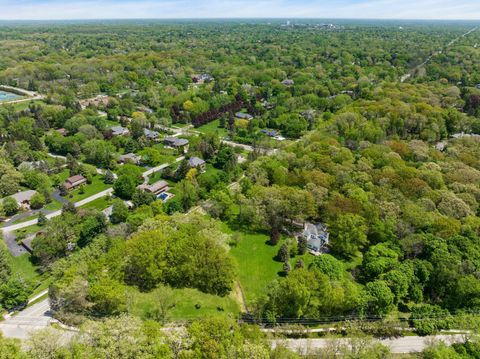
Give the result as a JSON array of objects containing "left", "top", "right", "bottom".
[{"left": 0, "top": 91, "right": 21, "bottom": 101}]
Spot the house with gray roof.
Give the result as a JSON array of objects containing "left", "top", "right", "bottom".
[
  {"left": 118, "top": 153, "right": 141, "bottom": 165},
  {"left": 144, "top": 128, "right": 160, "bottom": 141},
  {"left": 188, "top": 156, "right": 206, "bottom": 172},
  {"left": 110, "top": 126, "right": 130, "bottom": 137},
  {"left": 164, "top": 136, "right": 189, "bottom": 153},
  {"left": 235, "top": 112, "right": 253, "bottom": 121},
  {"left": 301, "top": 222, "right": 329, "bottom": 255},
  {"left": 8, "top": 190, "right": 38, "bottom": 207}
]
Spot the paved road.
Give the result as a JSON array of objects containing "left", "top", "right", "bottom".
[
  {"left": 221, "top": 140, "right": 277, "bottom": 155},
  {"left": 2, "top": 155, "right": 184, "bottom": 233},
  {"left": 0, "top": 298, "right": 54, "bottom": 339},
  {"left": 2, "top": 188, "right": 114, "bottom": 233},
  {"left": 401, "top": 27, "right": 478, "bottom": 82},
  {"left": 271, "top": 334, "right": 466, "bottom": 355},
  {"left": 142, "top": 156, "right": 184, "bottom": 180}
]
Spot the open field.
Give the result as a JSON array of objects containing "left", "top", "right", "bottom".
[{"left": 131, "top": 286, "right": 240, "bottom": 320}]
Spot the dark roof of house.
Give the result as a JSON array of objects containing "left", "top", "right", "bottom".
[
  {"left": 139, "top": 180, "right": 169, "bottom": 194},
  {"left": 110, "top": 126, "right": 129, "bottom": 135},
  {"left": 261, "top": 129, "right": 278, "bottom": 137},
  {"left": 144, "top": 128, "right": 160, "bottom": 138},
  {"left": 118, "top": 153, "right": 141, "bottom": 162},
  {"left": 67, "top": 174, "right": 86, "bottom": 184},
  {"left": 165, "top": 137, "right": 189, "bottom": 147},
  {"left": 235, "top": 112, "right": 253, "bottom": 120}
]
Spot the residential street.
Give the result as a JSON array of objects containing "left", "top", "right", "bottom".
[
  {"left": 271, "top": 335, "right": 467, "bottom": 355},
  {"left": 1, "top": 188, "right": 114, "bottom": 233}
]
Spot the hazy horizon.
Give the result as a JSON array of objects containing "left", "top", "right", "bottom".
[{"left": 0, "top": 0, "right": 479, "bottom": 21}]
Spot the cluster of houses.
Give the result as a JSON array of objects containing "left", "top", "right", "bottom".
[
  {"left": 191, "top": 73, "right": 214, "bottom": 84},
  {"left": 79, "top": 94, "right": 110, "bottom": 110}
]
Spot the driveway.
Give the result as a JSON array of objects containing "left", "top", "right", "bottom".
[
  {"left": 2, "top": 231, "right": 28, "bottom": 257},
  {"left": 0, "top": 297, "right": 53, "bottom": 339}
]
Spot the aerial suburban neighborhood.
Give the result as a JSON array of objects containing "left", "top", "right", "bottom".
[{"left": 0, "top": 6, "right": 479, "bottom": 358}]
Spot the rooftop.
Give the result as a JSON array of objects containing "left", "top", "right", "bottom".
[
  {"left": 188, "top": 156, "right": 206, "bottom": 167},
  {"left": 8, "top": 190, "right": 37, "bottom": 204}
]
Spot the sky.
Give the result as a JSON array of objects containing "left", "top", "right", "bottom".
[{"left": 0, "top": 0, "right": 479, "bottom": 20}]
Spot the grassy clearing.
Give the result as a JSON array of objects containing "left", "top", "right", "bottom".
[
  {"left": 0, "top": 100, "right": 45, "bottom": 111},
  {"left": 131, "top": 287, "right": 240, "bottom": 320},
  {"left": 196, "top": 119, "right": 228, "bottom": 137},
  {"left": 12, "top": 214, "right": 38, "bottom": 225},
  {"left": 230, "top": 231, "right": 282, "bottom": 302},
  {"left": 44, "top": 199, "right": 64, "bottom": 211},
  {"left": 7, "top": 253, "right": 51, "bottom": 300},
  {"left": 79, "top": 196, "right": 112, "bottom": 211},
  {"left": 65, "top": 175, "right": 110, "bottom": 203},
  {"left": 229, "top": 227, "right": 317, "bottom": 303},
  {"left": 14, "top": 224, "right": 42, "bottom": 237},
  {"left": 7, "top": 253, "right": 39, "bottom": 282}
]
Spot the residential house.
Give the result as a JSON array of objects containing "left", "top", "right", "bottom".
[
  {"left": 56, "top": 128, "right": 68, "bottom": 136},
  {"left": 164, "top": 137, "right": 189, "bottom": 153},
  {"left": 8, "top": 190, "right": 38, "bottom": 209},
  {"left": 282, "top": 79, "right": 295, "bottom": 86},
  {"left": 17, "top": 160, "right": 49, "bottom": 172},
  {"left": 261, "top": 129, "right": 279, "bottom": 137},
  {"left": 188, "top": 157, "right": 206, "bottom": 172},
  {"left": 63, "top": 174, "right": 87, "bottom": 191},
  {"left": 138, "top": 180, "right": 169, "bottom": 196},
  {"left": 192, "top": 73, "right": 214, "bottom": 84},
  {"left": 144, "top": 128, "right": 160, "bottom": 141},
  {"left": 110, "top": 126, "right": 130, "bottom": 137},
  {"left": 300, "top": 222, "right": 330, "bottom": 255},
  {"left": 79, "top": 94, "right": 110, "bottom": 109},
  {"left": 235, "top": 112, "right": 253, "bottom": 121},
  {"left": 118, "top": 153, "right": 141, "bottom": 165}
]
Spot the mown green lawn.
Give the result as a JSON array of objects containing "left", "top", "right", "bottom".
[
  {"left": 196, "top": 119, "right": 228, "bottom": 137},
  {"left": 6, "top": 252, "right": 51, "bottom": 300},
  {"left": 7, "top": 253, "right": 39, "bottom": 282},
  {"left": 43, "top": 199, "right": 64, "bottom": 211},
  {"left": 79, "top": 196, "right": 112, "bottom": 211},
  {"left": 131, "top": 287, "right": 240, "bottom": 321},
  {"left": 65, "top": 175, "right": 110, "bottom": 203},
  {"left": 230, "top": 231, "right": 283, "bottom": 302},
  {"left": 1, "top": 100, "right": 45, "bottom": 111},
  {"left": 229, "top": 228, "right": 317, "bottom": 303},
  {"left": 14, "top": 224, "right": 42, "bottom": 237}
]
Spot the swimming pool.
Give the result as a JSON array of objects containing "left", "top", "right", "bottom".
[{"left": 0, "top": 90, "right": 21, "bottom": 102}]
